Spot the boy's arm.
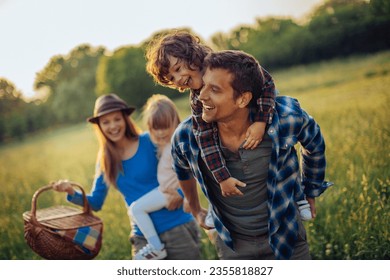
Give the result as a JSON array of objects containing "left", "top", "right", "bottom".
[
  {"left": 252, "top": 68, "right": 276, "bottom": 124},
  {"left": 243, "top": 68, "right": 276, "bottom": 150},
  {"left": 190, "top": 90, "right": 231, "bottom": 183},
  {"left": 243, "top": 122, "right": 267, "bottom": 149},
  {"left": 190, "top": 92, "right": 246, "bottom": 196}
]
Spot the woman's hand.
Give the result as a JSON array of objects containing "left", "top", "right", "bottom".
[
  {"left": 164, "top": 190, "right": 183, "bottom": 210},
  {"left": 52, "top": 179, "right": 75, "bottom": 195}
]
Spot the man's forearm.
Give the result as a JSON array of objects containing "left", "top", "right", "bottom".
[{"left": 179, "top": 177, "right": 201, "bottom": 215}]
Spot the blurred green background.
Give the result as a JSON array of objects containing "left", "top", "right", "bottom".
[{"left": 0, "top": 0, "right": 389, "bottom": 259}]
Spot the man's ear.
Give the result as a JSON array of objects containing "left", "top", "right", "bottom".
[{"left": 238, "top": 91, "right": 253, "bottom": 108}]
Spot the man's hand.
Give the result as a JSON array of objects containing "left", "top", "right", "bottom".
[
  {"left": 183, "top": 198, "right": 191, "bottom": 213},
  {"left": 220, "top": 177, "right": 246, "bottom": 197},
  {"left": 243, "top": 121, "right": 266, "bottom": 150},
  {"left": 195, "top": 208, "right": 214, "bottom": 230},
  {"left": 307, "top": 197, "right": 316, "bottom": 219}
]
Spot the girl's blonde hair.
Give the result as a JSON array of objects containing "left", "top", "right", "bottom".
[
  {"left": 143, "top": 94, "right": 181, "bottom": 154},
  {"left": 93, "top": 111, "right": 141, "bottom": 187}
]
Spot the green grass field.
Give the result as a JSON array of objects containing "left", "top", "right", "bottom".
[{"left": 1, "top": 51, "right": 389, "bottom": 260}]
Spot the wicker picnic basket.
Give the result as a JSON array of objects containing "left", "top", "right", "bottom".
[{"left": 23, "top": 182, "right": 103, "bottom": 260}]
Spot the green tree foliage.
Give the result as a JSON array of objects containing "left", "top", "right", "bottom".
[
  {"left": 96, "top": 43, "right": 178, "bottom": 110},
  {"left": 2, "top": 1, "right": 389, "bottom": 143},
  {"left": 213, "top": 18, "right": 302, "bottom": 67},
  {"left": 0, "top": 78, "right": 53, "bottom": 142},
  {"left": 211, "top": 0, "right": 390, "bottom": 68},
  {"left": 96, "top": 28, "right": 203, "bottom": 112},
  {"left": 0, "top": 78, "right": 28, "bottom": 141},
  {"left": 35, "top": 44, "right": 106, "bottom": 124},
  {"left": 96, "top": 46, "right": 155, "bottom": 108},
  {"left": 369, "top": 0, "right": 390, "bottom": 17},
  {"left": 306, "top": 0, "right": 390, "bottom": 57}
]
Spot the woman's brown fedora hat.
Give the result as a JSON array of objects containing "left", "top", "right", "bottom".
[{"left": 87, "top": 93, "right": 136, "bottom": 124}]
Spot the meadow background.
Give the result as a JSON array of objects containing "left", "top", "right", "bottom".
[{"left": 1, "top": 50, "right": 389, "bottom": 260}]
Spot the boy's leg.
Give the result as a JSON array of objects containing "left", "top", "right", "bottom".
[{"left": 128, "top": 188, "right": 167, "bottom": 250}]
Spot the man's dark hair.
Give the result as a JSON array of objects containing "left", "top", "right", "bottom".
[{"left": 203, "top": 50, "right": 264, "bottom": 107}]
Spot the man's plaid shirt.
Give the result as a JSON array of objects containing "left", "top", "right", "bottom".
[
  {"left": 172, "top": 96, "right": 332, "bottom": 259},
  {"left": 191, "top": 68, "right": 276, "bottom": 183}
]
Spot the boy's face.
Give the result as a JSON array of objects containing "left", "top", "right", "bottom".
[
  {"left": 199, "top": 67, "right": 241, "bottom": 123},
  {"left": 166, "top": 55, "right": 203, "bottom": 91}
]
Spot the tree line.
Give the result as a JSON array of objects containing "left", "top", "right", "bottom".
[{"left": 1, "top": 0, "right": 389, "bottom": 143}]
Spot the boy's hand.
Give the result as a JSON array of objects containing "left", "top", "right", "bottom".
[
  {"left": 220, "top": 177, "right": 246, "bottom": 197},
  {"left": 243, "top": 122, "right": 266, "bottom": 150}
]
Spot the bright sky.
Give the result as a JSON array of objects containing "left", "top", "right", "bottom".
[{"left": 0, "top": 0, "right": 324, "bottom": 98}]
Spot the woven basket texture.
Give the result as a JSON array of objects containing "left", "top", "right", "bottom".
[{"left": 23, "top": 183, "right": 103, "bottom": 260}]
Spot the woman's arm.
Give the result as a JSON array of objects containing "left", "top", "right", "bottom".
[{"left": 52, "top": 172, "right": 109, "bottom": 211}]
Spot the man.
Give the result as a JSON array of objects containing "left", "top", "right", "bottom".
[{"left": 171, "top": 50, "right": 332, "bottom": 260}]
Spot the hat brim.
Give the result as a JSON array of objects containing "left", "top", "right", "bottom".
[{"left": 87, "top": 107, "right": 136, "bottom": 124}]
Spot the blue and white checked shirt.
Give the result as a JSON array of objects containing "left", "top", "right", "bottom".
[{"left": 171, "top": 96, "right": 332, "bottom": 259}]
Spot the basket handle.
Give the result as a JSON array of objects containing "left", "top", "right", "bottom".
[{"left": 29, "top": 181, "right": 90, "bottom": 224}]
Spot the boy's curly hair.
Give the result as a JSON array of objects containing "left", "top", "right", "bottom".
[{"left": 145, "top": 30, "right": 211, "bottom": 90}]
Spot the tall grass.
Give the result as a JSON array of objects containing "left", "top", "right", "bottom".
[
  {"left": 0, "top": 51, "right": 389, "bottom": 259},
  {"left": 275, "top": 52, "right": 390, "bottom": 259}
]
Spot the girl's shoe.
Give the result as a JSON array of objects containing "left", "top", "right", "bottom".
[{"left": 134, "top": 244, "right": 167, "bottom": 260}]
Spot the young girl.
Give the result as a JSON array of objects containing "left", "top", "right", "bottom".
[
  {"left": 145, "top": 31, "right": 312, "bottom": 221},
  {"left": 128, "top": 94, "right": 190, "bottom": 260}
]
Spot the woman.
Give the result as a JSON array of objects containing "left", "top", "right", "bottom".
[{"left": 53, "top": 93, "right": 201, "bottom": 260}]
